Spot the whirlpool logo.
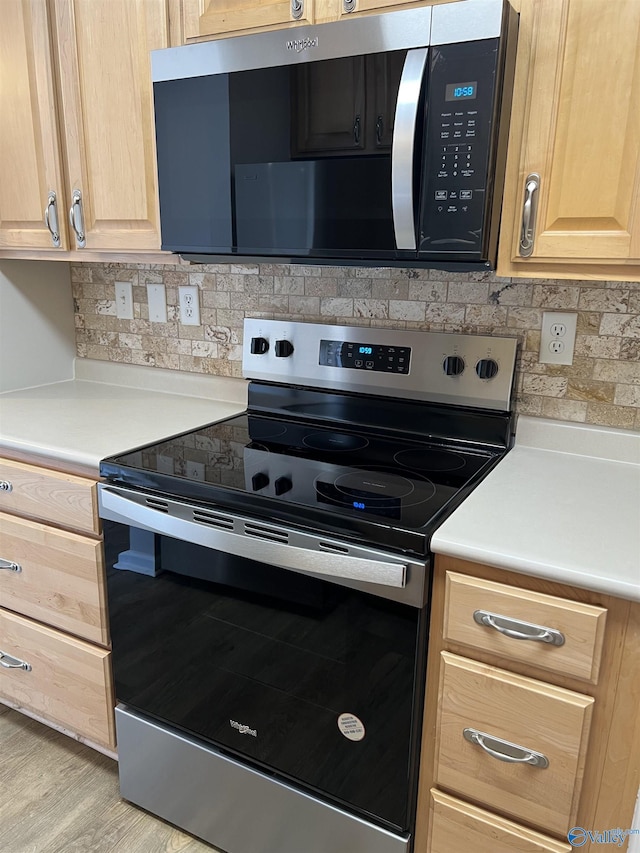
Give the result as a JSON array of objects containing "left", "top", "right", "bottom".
[
  {"left": 286, "top": 36, "right": 319, "bottom": 53},
  {"left": 230, "top": 719, "right": 257, "bottom": 737}
]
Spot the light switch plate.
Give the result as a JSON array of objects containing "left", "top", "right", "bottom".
[
  {"left": 147, "top": 283, "right": 167, "bottom": 323},
  {"left": 115, "top": 281, "right": 133, "bottom": 320}
]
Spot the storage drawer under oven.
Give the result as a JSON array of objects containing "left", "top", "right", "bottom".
[{"left": 434, "top": 652, "right": 594, "bottom": 836}]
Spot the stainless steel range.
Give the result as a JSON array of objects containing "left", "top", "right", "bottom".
[{"left": 99, "top": 319, "right": 518, "bottom": 853}]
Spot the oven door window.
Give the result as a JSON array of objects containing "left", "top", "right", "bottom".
[
  {"left": 107, "top": 523, "right": 425, "bottom": 832},
  {"left": 153, "top": 50, "right": 421, "bottom": 260}
]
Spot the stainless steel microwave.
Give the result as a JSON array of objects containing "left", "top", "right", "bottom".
[{"left": 151, "top": 0, "right": 517, "bottom": 270}]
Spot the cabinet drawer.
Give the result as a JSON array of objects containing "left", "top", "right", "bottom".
[
  {"left": 0, "top": 608, "right": 114, "bottom": 749},
  {"left": 444, "top": 572, "right": 607, "bottom": 683},
  {"left": 435, "top": 652, "right": 593, "bottom": 835},
  {"left": 429, "top": 789, "right": 572, "bottom": 853},
  {"left": 0, "top": 511, "right": 108, "bottom": 646},
  {"left": 0, "top": 458, "right": 99, "bottom": 535}
]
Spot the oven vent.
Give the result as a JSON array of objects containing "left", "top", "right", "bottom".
[
  {"left": 193, "top": 509, "right": 234, "bottom": 530},
  {"left": 318, "top": 541, "right": 350, "bottom": 555},
  {"left": 244, "top": 522, "right": 289, "bottom": 544},
  {"left": 146, "top": 497, "right": 169, "bottom": 513}
]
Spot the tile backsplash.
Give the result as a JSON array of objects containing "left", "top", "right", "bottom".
[{"left": 72, "top": 262, "right": 640, "bottom": 431}]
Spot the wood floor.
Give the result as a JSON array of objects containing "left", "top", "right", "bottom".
[{"left": 0, "top": 704, "right": 221, "bottom": 853}]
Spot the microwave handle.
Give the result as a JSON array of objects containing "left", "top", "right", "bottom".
[{"left": 392, "top": 47, "right": 429, "bottom": 251}]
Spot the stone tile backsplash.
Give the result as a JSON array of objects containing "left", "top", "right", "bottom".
[{"left": 71, "top": 262, "right": 640, "bottom": 431}]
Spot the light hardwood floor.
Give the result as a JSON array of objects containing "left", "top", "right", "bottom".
[{"left": 0, "top": 704, "right": 220, "bottom": 853}]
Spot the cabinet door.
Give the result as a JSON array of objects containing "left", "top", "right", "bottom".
[
  {"left": 499, "top": 0, "right": 640, "bottom": 272},
  {"left": 0, "top": 0, "right": 69, "bottom": 250},
  {"left": 337, "top": 0, "right": 429, "bottom": 19},
  {"left": 184, "top": 0, "right": 313, "bottom": 41},
  {"left": 52, "top": 0, "right": 170, "bottom": 251},
  {"left": 370, "top": 51, "right": 405, "bottom": 149},
  {"left": 292, "top": 57, "right": 366, "bottom": 154}
]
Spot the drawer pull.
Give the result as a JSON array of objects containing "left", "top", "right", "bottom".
[
  {"left": 473, "top": 610, "right": 565, "bottom": 646},
  {"left": 463, "top": 728, "right": 549, "bottom": 768},
  {"left": 0, "top": 558, "right": 22, "bottom": 572},
  {"left": 0, "top": 650, "right": 32, "bottom": 671},
  {"left": 0, "top": 480, "right": 13, "bottom": 493}
]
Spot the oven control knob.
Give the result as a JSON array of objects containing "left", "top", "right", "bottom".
[
  {"left": 476, "top": 358, "right": 499, "bottom": 380},
  {"left": 251, "top": 472, "right": 269, "bottom": 491},
  {"left": 275, "top": 339, "right": 294, "bottom": 358},
  {"left": 250, "top": 336, "right": 269, "bottom": 355},
  {"left": 443, "top": 355, "right": 465, "bottom": 376},
  {"left": 274, "top": 476, "right": 292, "bottom": 496}
]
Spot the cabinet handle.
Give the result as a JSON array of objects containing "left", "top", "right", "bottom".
[
  {"left": 0, "top": 480, "right": 13, "bottom": 493},
  {"left": 473, "top": 609, "right": 565, "bottom": 646},
  {"left": 291, "top": 0, "right": 304, "bottom": 19},
  {"left": 519, "top": 172, "right": 540, "bottom": 257},
  {"left": 343, "top": 0, "right": 356, "bottom": 11},
  {"left": 68, "top": 189, "right": 86, "bottom": 248},
  {"left": 353, "top": 114, "right": 361, "bottom": 145},
  {"left": 0, "top": 650, "right": 32, "bottom": 672},
  {"left": 463, "top": 728, "right": 549, "bottom": 768},
  {"left": 0, "top": 559, "right": 21, "bottom": 573},
  {"left": 44, "top": 191, "right": 61, "bottom": 248},
  {"left": 376, "top": 115, "right": 384, "bottom": 145}
]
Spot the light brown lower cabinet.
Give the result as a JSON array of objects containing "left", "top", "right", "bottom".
[
  {"left": 0, "top": 609, "right": 114, "bottom": 749},
  {"left": 429, "top": 790, "right": 572, "bottom": 853},
  {"left": 416, "top": 555, "right": 640, "bottom": 853},
  {"left": 435, "top": 652, "right": 593, "bottom": 836},
  {"left": 0, "top": 453, "right": 114, "bottom": 751}
]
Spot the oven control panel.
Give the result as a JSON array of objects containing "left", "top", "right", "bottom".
[
  {"left": 319, "top": 340, "right": 411, "bottom": 374},
  {"left": 244, "top": 319, "right": 518, "bottom": 411}
]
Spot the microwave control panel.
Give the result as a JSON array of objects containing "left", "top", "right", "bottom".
[{"left": 419, "top": 37, "right": 502, "bottom": 259}]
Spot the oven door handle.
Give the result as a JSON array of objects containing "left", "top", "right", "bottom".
[{"left": 99, "top": 486, "right": 408, "bottom": 590}]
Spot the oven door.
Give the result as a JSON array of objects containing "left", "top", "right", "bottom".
[{"left": 100, "top": 484, "right": 429, "bottom": 834}]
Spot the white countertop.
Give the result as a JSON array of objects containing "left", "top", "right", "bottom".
[
  {"left": 0, "top": 360, "right": 247, "bottom": 472},
  {"left": 431, "top": 416, "right": 640, "bottom": 602}
]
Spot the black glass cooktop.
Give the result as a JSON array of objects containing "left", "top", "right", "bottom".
[{"left": 101, "top": 412, "right": 503, "bottom": 556}]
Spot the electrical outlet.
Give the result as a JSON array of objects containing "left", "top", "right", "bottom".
[
  {"left": 178, "top": 285, "right": 201, "bottom": 326},
  {"left": 147, "top": 283, "right": 167, "bottom": 323},
  {"left": 539, "top": 311, "right": 578, "bottom": 365},
  {"left": 114, "top": 281, "right": 133, "bottom": 320}
]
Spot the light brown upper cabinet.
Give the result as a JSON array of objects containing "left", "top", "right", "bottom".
[
  {"left": 181, "top": 0, "right": 314, "bottom": 41},
  {"left": 0, "top": 1, "right": 68, "bottom": 250},
  {"left": 333, "top": 0, "right": 432, "bottom": 20},
  {"left": 0, "top": 0, "right": 173, "bottom": 254},
  {"left": 498, "top": 0, "right": 640, "bottom": 280}
]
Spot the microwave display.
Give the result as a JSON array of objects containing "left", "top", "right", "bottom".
[{"left": 445, "top": 81, "right": 478, "bottom": 100}]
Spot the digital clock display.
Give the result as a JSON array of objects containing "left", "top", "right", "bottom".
[
  {"left": 319, "top": 339, "right": 411, "bottom": 374},
  {"left": 445, "top": 81, "right": 477, "bottom": 101}
]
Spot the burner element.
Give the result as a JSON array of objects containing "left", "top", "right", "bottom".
[
  {"left": 303, "top": 432, "right": 369, "bottom": 452},
  {"left": 394, "top": 447, "right": 467, "bottom": 472},
  {"left": 248, "top": 421, "right": 288, "bottom": 441},
  {"left": 333, "top": 471, "right": 416, "bottom": 501}
]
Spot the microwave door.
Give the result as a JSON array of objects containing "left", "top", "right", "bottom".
[{"left": 392, "top": 48, "right": 428, "bottom": 251}]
